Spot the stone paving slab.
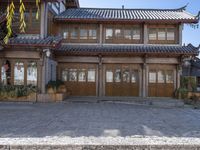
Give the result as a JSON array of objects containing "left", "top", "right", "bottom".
[{"left": 0, "top": 102, "right": 200, "bottom": 149}]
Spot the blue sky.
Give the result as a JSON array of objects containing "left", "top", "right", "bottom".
[{"left": 80, "top": 0, "right": 200, "bottom": 47}]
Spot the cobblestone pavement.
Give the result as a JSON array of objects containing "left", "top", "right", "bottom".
[{"left": 0, "top": 102, "right": 200, "bottom": 138}]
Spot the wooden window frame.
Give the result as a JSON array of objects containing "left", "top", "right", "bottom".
[
  {"left": 148, "top": 25, "right": 177, "bottom": 44},
  {"left": 104, "top": 25, "right": 142, "bottom": 44}
]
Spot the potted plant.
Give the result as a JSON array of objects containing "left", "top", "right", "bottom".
[{"left": 46, "top": 80, "right": 66, "bottom": 94}]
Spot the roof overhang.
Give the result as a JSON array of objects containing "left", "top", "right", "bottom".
[
  {"left": 55, "top": 44, "right": 200, "bottom": 57},
  {"left": 1, "top": 36, "right": 63, "bottom": 49},
  {"left": 54, "top": 18, "right": 199, "bottom": 24}
]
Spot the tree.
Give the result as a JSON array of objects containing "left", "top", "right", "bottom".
[{"left": 4, "top": 0, "right": 40, "bottom": 44}]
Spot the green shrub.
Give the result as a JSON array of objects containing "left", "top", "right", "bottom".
[
  {"left": 46, "top": 80, "right": 64, "bottom": 92},
  {"left": 0, "top": 85, "right": 38, "bottom": 99},
  {"left": 176, "top": 87, "right": 188, "bottom": 99},
  {"left": 180, "top": 76, "right": 197, "bottom": 92}
]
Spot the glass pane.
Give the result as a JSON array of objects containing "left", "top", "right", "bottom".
[
  {"left": 166, "top": 70, "right": 174, "bottom": 83},
  {"left": 132, "top": 28, "right": 141, "bottom": 40},
  {"left": 78, "top": 69, "right": 86, "bottom": 82},
  {"left": 123, "top": 68, "right": 130, "bottom": 83},
  {"left": 63, "top": 30, "right": 69, "bottom": 39},
  {"left": 106, "top": 28, "right": 113, "bottom": 39},
  {"left": 69, "top": 69, "right": 77, "bottom": 81},
  {"left": 1, "top": 66, "right": 7, "bottom": 85},
  {"left": 71, "top": 27, "right": 78, "bottom": 39},
  {"left": 27, "top": 62, "right": 37, "bottom": 86},
  {"left": 158, "top": 28, "right": 166, "bottom": 40},
  {"left": 106, "top": 70, "right": 113, "bottom": 83},
  {"left": 114, "top": 69, "right": 121, "bottom": 83},
  {"left": 115, "top": 29, "right": 122, "bottom": 39},
  {"left": 131, "top": 70, "right": 138, "bottom": 83},
  {"left": 1, "top": 61, "right": 11, "bottom": 85},
  {"left": 14, "top": 62, "right": 24, "bottom": 85},
  {"left": 80, "top": 29, "right": 88, "bottom": 39},
  {"left": 62, "top": 69, "right": 68, "bottom": 81},
  {"left": 157, "top": 70, "right": 165, "bottom": 83},
  {"left": 149, "top": 71, "right": 156, "bottom": 83},
  {"left": 124, "top": 29, "right": 132, "bottom": 40},
  {"left": 167, "top": 28, "right": 175, "bottom": 41},
  {"left": 89, "top": 29, "right": 97, "bottom": 39},
  {"left": 149, "top": 28, "right": 157, "bottom": 40},
  {"left": 88, "top": 69, "right": 95, "bottom": 82}
]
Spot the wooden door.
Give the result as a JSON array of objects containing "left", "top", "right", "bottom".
[
  {"left": 148, "top": 69, "right": 174, "bottom": 97},
  {"left": 59, "top": 63, "right": 97, "bottom": 96},
  {"left": 105, "top": 64, "right": 139, "bottom": 96}
]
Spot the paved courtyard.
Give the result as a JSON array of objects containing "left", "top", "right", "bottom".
[{"left": 0, "top": 102, "right": 200, "bottom": 138}]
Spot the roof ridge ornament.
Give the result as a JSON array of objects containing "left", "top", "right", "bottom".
[
  {"left": 196, "top": 11, "right": 200, "bottom": 20},
  {"left": 198, "top": 44, "right": 200, "bottom": 50},
  {"left": 177, "top": 3, "right": 189, "bottom": 12}
]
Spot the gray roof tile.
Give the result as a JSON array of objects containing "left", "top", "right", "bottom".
[
  {"left": 55, "top": 7, "right": 199, "bottom": 23},
  {"left": 57, "top": 44, "right": 199, "bottom": 56},
  {"left": 2, "top": 36, "right": 62, "bottom": 48}
]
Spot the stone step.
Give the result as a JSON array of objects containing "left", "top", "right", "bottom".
[
  {"left": 65, "top": 96, "right": 184, "bottom": 108},
  {"left": 1, "top": 144, "right": 200, "bottom": 150}
]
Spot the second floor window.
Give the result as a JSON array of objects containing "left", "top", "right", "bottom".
[
  {"left": 106, "top": 29, "right": 113, "bottom": 39},
  {"left": 115, "top": 29, "right": 123, "bottom": 39},
  {"left": 149, "top": 27, "right": 176, "bottom": 42},
  {"left": 158, "top": 28, "right": 166, "bottom": 40},
  {"left": 132, "top": 28, "right": 141, "bottom": 40},
  {"left": 71, "top": 27, "right": 79, "bottom": 39},
  {"left": 124, "top": 29, "right": 132, "bottom": 40},
  {"left": 105, "top": 26, "right": 141, "bottom": 42},
  {"left": 149, "top": 28, "right": 157, "bottom": 40},
  {"left": 167, "top": 28, "right": 175, "bottom": 41},
  {"left": 80, "top": 29, "right": 88, "bottom": 39},
  {"left": 89, "top": 29, "right": 97, "bottom": 39}
]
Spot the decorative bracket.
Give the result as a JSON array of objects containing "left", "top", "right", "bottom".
[{"left": 196, "top": 11, "right": 200, "bottom": 21}]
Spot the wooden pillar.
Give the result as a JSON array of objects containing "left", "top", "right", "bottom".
[
  {"left": 98, "top": 56, "right": 103, "bottom": 97},
  {"left": 24, "top": 60, "right": 27, "bottom": 86},
  {"left": 10, "top": 60, "right": 14, "bottom": 85},
  {"left": 179, "top": 24, "right": 183, "bottom": 46},
  {"left": 0, "top": 59, "right": 2, "bottom": 83},
  {"left": 102, "top": 63, "right": 106, "bottom": 96},
  {"left": 139, "top": 67, "right": 143, "bottom": 97},
  {"left": 41, "top": 55, "right": 46, "bottom": 94},
  {"left": 143, "top": 24, "right": 148, "bottom": 44},
  {"left": 142, "top": 63, "right": 147, "bottom": 97},
  {"left": 174, "top": 68, "right": 177, "bottom": 91},
  {"left": 37, "top": 60, "right": 43, "bottom": 92},
  {"left": 176, "top": 64, "right": 182, "bottom": 90},
  {"left": 99, "top": 24, "right": 103, "bottom": 44},
  {"left": 40, "top": 2, "right": 48, "bottom": 38}
]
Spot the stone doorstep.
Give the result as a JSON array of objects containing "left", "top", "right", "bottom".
[
  {"left": 65, "top": 97, "right": 184, "bottom": 108},
  {"left": 0, "top": 145, "right": 200, "bottom": 150}
]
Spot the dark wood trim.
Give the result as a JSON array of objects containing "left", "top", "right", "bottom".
[{"left": 54, "top": 18, "right": 199, "bottom": 24}]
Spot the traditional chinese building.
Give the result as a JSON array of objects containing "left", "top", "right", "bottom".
[{"left": 0, "top": 0, "right": 199, "bottom": 98}]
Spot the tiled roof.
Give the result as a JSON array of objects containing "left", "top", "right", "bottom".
[
  {"left": 2, "top": 36, "right": 62, "bottom": 48},
  {"left": 57, "top": 44, "right": 199, "bottom": 56},
  {"left": 55, "top": 6, "right": 199, "bottom": 23}
]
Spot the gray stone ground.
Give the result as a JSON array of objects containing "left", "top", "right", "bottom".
[{"left": 0, "top": 102, "right": 200, "bottom": 138}]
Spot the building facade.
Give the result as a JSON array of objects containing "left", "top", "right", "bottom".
[{"left": 0, "top": 0, "right": 199, "bottom": 98}]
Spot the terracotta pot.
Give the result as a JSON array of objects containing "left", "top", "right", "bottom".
[
  {"left": 58, "top": 85, "right": 67, "bottom": 93},
  {"left": 47, "top": 87, "right": 56, "bottom": 94}
]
